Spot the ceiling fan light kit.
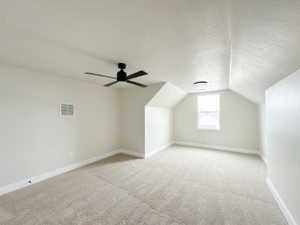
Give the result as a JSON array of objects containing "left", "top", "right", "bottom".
[
  {"left": 194, "top": 81, "right": 208, "bottom": 90},
  {"left": 193, "top": 81, "right": 208, "bottom": 85},
  {"left": 85, "top": 63, "right": 148, "bottom": 88}
]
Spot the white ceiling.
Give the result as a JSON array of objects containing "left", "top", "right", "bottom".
[{"left": 1, "top": 0, "right": 299, "bottom": 103}]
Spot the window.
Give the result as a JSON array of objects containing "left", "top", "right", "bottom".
[{"left": 197, "top": 95, "right": 220, "bottom": 130}]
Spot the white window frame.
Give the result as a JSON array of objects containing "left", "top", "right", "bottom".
[{"left": 197, "top": 94, "right": 220, "bottom": 130}]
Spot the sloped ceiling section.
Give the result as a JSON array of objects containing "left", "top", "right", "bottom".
[
  {"left": 229, "top": 0, "right": 300, "bottom": 103},
  {"left": 147, "top": 82, "right": 186, "bottom": 108},
  {"left": 0, "top": 0, "right": 300, "bottom": 103}
]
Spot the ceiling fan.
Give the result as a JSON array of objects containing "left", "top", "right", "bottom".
[{"left": 85, "top": 63, "right": 148, "bottom": 87}]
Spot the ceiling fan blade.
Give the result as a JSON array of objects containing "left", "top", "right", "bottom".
[
  {"left": 126, "top": 80, "right": 147, "bottom": 88},
  {"left": 85, "top": 72, "right": 116, "bottom": 80},
  {"left": 126, "top": 71, "right": 148, "bottom": 80},
  {"left": 104, "top": 81, "right": 119, "bottom": 87}
]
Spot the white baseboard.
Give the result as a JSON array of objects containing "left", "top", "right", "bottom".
[
  {"left": 0, "top": 146, "right": 169, "bottom": 196},
  {"left": 174, "top": 141, "right": 259, "bottom": 156},
  {"left": 266, "top": 178, "right": 298, "bottom": 225},
  {"left": 0, "top": 150, "right": 119, "bottom": 196},
  {"left": 145, "top": 142, "right": 174, "bottom": 158},
  {"left": 260, "top": 153, "right": 268, "bottom": 167},
  {"left": 118, "top": 149, "right": 145, "bottom": 158}
]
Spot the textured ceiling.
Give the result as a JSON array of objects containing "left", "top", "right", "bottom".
[
  {"left": 0, "top": 0, "right": 299, "bottom": 103},
  {"left": 230, "top": 0, "right": 300, "bottom": 103}
]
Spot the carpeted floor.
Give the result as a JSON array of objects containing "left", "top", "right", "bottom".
[{"left": 0, "top": 146, "right": 287, "bottom": 225}]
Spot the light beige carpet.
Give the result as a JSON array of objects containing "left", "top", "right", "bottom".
[{"left": 0, "top": 146, "right": 287, "bottom": 225}]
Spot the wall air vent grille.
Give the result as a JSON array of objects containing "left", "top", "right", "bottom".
[{"left": 61, "top": 104, "right": 74, "bottom": 116}]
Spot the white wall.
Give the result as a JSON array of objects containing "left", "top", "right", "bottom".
[
  {"left": 145, "top": 107, "right": 173, "bottom": 155},
  {"left": 0, "top": 65, "right": 120, "bottom": 188},
  {"left": 120, "top": 82, "right": 186, "bottom": 156},
  {"left": 266, "top": 69, "right": 300, "bottom": 224},
  {"left": 120, "top": 83, "right": 163, "bottom": 154},
  {"left": 259, "top": 104, "right": 267, "bottom": 160},
  {"left": 145, "top": 82, "right": 186, "bottom": 155},
  {"left": 174, "top": 90, "right": 259, "bottom": 153}
]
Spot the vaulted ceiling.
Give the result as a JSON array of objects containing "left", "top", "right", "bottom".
[{"left": 1, "top": 0, "right": 300, "bottom": 103}]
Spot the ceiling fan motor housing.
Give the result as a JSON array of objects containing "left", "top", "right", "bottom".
[
  {"left": 117, "top": 63, "right": 127, "bottom": 81},
  {"left": 117, "top": 70, "right": 127, "bottom": 81}
]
